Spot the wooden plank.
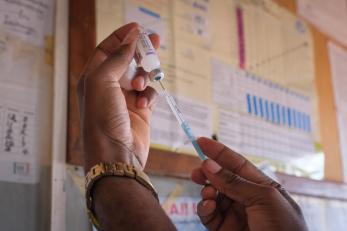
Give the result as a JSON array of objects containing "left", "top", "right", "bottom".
[
  {"left": 147, "top": 150, "right": 347, "bottom": 201},
  {"left": 276, "top": 172, "right": 347, "bottom": 201},
  {"left": 312, "top": 28, "right": 344, "bottom": 181},
  {"left": 51, "top": 0, "right": 69, "bottom": 230},
  {"left": 146, "top": 149, "right": 201, "bottom": 178},
  {"left": 68, "top": 0, "right": 96, "bottom": 165}
]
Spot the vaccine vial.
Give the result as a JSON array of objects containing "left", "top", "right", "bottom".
[
  {"left": 119, "top": 28, "right": 164, "bottom": 90},
  {"left": 136, "top": 28, "right": 164, "bottom": 82}
]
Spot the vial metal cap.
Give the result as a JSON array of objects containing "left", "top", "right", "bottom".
[{"left": 149, "top": 68, "right": 165, "bottom": 82}]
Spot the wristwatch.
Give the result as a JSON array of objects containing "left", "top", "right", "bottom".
[{"left": 85, "top": 162, "right": 158, "bottom": 229}]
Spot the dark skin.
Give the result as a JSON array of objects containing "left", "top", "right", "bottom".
[
  {"left": 78, "top": 23, "right": 176, "bottom": 231},
  {"left": 78, "top": 23, "right": 308, "bottom": 231},
  {"left": 191, "top": 138, "right": 308, "bottom": 231}
]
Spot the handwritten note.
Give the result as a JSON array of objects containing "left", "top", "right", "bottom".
[
  {"left": 2, "top": 108, "right": 34, "bottom": 155},
  {"left": 0, "top": 0, "right": 51, "bottom": 46},
  {"left": 0, "top": 85, "right": 38, "bottom": 184}
]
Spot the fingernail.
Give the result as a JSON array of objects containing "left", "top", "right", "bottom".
[
  {"left": 202, "top": 200, "right": 208, "bottom": 207},
  {"left": 122, "top": 27, "right": 140, "bottom": 45},
  {"left": 138, "top": 77, "right": 145, "bottom": 89},
  {"left": 137, "top": 97, "right": 147, "bottom": 108},
  {"left": 142, "top": 98, "right": 148, "bottom": 107},
  {"left": 205, "top": 159, "right": 222, "bottom": 174}
]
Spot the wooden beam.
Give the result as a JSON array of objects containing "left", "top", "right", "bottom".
[
  {"left": 311, "top": 28, "right": 344, "bottom": 181},
  {"left": 68, "top": 0, "right": 96, "bottom": 165},
  {"left": 146, "top": 149, "right": 201, "bottom": 178},
  {"left": 276, "top": 172, "right": 347, "bottom": 201}
]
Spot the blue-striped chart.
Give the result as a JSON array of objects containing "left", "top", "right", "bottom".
[
  {"left": 246, "top": 94, "right": 311, "bottom": 133},
  {"left": 212, "top": 59, "right": 316, "bottom": 162}
]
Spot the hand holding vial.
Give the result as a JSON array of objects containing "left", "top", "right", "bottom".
[{"left": 120, "top": 27, "right": 207, "bottom": 160}]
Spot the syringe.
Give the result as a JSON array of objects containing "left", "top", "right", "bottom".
[{"left": 158, "top": 81, "right": 207, "bottom": 161}]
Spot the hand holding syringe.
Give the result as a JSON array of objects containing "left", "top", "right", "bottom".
[{"left": 119, "top": 28, "right": 207, "bottom": 161}]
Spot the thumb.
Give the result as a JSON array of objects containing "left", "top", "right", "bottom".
[
  {"left": 202, "top": 159, "right": 274, "bottom": 207},
  {"left": 93, "top": 27, "right": 139, "bottom": 82}
]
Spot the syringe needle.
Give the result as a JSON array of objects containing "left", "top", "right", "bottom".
[
  {"left": 158, "top": 81, "right": 207, "bottom": 161},
  {"left": 159, "top": 80, "right": 166, "bottom": 90}
]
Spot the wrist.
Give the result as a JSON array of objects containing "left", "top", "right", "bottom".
[
  {"left": 85, "top": 162, "right": 158, "bottom": 229},
  {"left": 82, "top": 126, "right": 143, "bottom": 171}
]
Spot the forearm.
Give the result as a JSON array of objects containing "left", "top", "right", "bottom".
[{"left": 93, "top": 177, "right": 177, "bottom": 231}]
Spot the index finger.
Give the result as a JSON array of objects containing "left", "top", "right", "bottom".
[
  {"left": 78, "top": 23, "right": 160, "bottom": 98},
  {"left": 83, "top": 22, "right": 139, "bottom": 77},
  {"left": 197, "top": 137, "right": 272, "bottom": 185},
  {"left": 85, "top": 23, "right": 161, "bottom": 77}
]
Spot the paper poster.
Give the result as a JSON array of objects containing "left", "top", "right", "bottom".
[
  {"left": 238, "top": 0, "right": 314, "bottom": 91},
  {"left": 328, "top": 42, "right": 347, "bottom": 113},
  {"left": 295, "top": 196, "right": 326, "bottom": 231},
  {"left": 160, "top": 196, "right": 206, "bottom": 231},
  {"left": 210, "top": 0, "right": 238, "bottom": 65},
  {"left": 0, "top": 84, "right": 38, "bottom": 183},
  {"left": 173, "top": 0, "right": 211, "bottom": 48},
  {"left": 210, "top": 59, "right": 238, "bottom": 108},
  {"left": 298, "top": 0, "right": 347, "bottom": 47},
  {"left": 237, "top": 72, "right": 315, "bottom": 161},
  {"left": 211, "top": 58, "right": 315, "bottom": 162},
  {"left": 328, "top": 42, "right": 347, "bottom": 181},
  {"left": 0, "top": 32, "right": 42, "bottom": 88},
  {"left": 96, "top": 0, "right": 124, "bottom": 44},
  {"left": 0, "top": 0, "right": 54, "bottom": 184},
  {"left": 218, "top": 108, "right": 241, "bottom": 153},
  {"left": 0, "top": 0, "right": 52, "bottom": 47},
  {"left": 325, "top": 200, "right": 347, "bottom": 230},
  {"left": 337, "top": 112, "right": 347, "bottom": 181},
  {"left": 151, "top": 94, "right": 213, "bottom": 154},
  {"left": 124, "top": 0, "right": 168, "bottom": 48},
  {"left": 174, "top": 42, "right": 212, "bottom": 101}
]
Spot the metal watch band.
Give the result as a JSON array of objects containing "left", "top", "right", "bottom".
[{"left": 85, "top": 162, "right": 158, "bottom": 229}]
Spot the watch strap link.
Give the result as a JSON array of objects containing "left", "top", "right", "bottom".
[{"left": 85, "top": 162, "right": 158, "bottom": 229}]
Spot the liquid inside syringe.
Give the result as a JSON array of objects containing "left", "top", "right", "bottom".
[{"left": 158, "top": 81, "right": 207, "bottom": 161}]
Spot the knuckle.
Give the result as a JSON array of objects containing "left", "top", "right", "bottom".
[
  {"left": 197, "top": 200, "right": 204, "bottom": 214},
  {"left": 243, "top": 185, "right": 280, "bottom": 207},
  {"left": 218, "top": 171, "right": 241, "bottom": 194},
  {"left": 261, "top": 185, "right": 280, "bottom": 198},
  {"left": 113, "top": 45, "right": 132, "bottom": 61}
]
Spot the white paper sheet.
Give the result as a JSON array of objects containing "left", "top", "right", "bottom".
[
  {"left": 298, "top": 0, "right": 347, "bottom": 47},
  {"left": 0, "top": 0, "right": 53, "bottom": 184},
  {"left": 211, "top": 59, "right": 238, "bottom": 108},
  {"left": 151, "top": 94, "right": 213, "bottom": 154},
  {"left": 328, "top": 42, "right": 347, "bottom": 113},
  {"left": 125, "top": 1, "right": 167, "bottom": 48},
  {"left": 0, "top": 84, "right": 38, "bottom": 183},
  {"left": 215, "top": 63, "right": 315, "bottom": 162},
  {"left": 218, "top": 108, "right": 241, "bottom": 152},
  {"left": 325, "top": 200, "right": 347, "bottom": 230},
  {"left": 295, "top": 196, "right": 326, "bottom": 231},
  {"left": 337, "top": 112, "right": 347, "bottom": 181},
  {"left": 0, "top": 0, "right": 52, "bottom": 47}
]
